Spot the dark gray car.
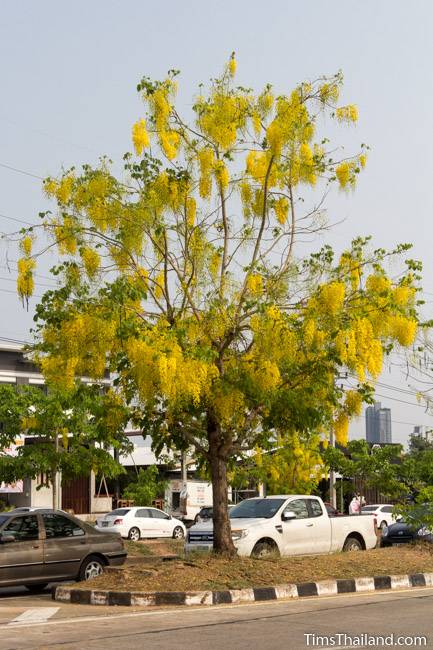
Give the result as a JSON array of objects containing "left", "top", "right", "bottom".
[{"left": 0, "top": 509, "right": 126, "bottom": 591}]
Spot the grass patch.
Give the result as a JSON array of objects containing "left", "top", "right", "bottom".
[{"left": 83, "top": 543, "right": 433, "bottom": 592}]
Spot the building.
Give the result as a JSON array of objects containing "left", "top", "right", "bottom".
[
  {"left": 410, "top": 425, "right": 433, "bottom": 441},
  {"left": 365, "top": 402, "right": 392, "bottom": 444}
]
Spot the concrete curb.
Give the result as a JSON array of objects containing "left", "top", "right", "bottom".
[{"left": 53, "top": 572, "right": 433, "bottom": 607}]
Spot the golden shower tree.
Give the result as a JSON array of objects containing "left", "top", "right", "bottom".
[{"left": 17, "top": 57, "right": 420, "bottom": 553}]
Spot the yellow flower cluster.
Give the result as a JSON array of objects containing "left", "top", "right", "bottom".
[
  {"left": 143, "top": 81, "right": 180, "bottom": 160},
  {"left": 335, "top": 161, "right": 356, "bottom": 189},
  {"left": 266, "top": 92, "right": 313, "bottom": 158},
  {"left": 126, "top": 335, "right": 218, "bottom": 406},
  {"left": 40, "top": 312, "right": 117, "bottom": 388},
  {"left": 390, "top": 315, "right": 417, "bottom": 347},
  {"left": 339, "top": 252, "right": 361, "bottom": 291},
  {"left": 344, "top": 390, "right": 363, "bottom": 416},
  {"left": 319, "top": 282, "right": 345, "bottom": 314},
  {"left": 335, "top": 319, "right": 383, "bottom": 381},
  {"left": 132, "top": 118, "right": 150, "bottom": 155},
  {"left": 186, "top": 196, "right": 196, "bottom": 227},
  {"left": 319, "top": 82, "right": 340, "bottom": 104},
  {"left": 334, "top": 412, "right": 349, "bottom": 445},
  {"left": 274, "top": 197, "right": 289, "bottom": 225},
  {"left": 17, "top": 257, "right": 35, "bottom": 300},
  {"left": 198, "top": 147, "right": 215, "bottom": 199},
  {"left": 228, "top": 54, "right": 237, "bottom": 77},
  {"left": 366, "top": 273, "right": 391, "bottom": 294},
  {"left": 246, "top": 274, "right": 263, "bottom": 295},
  {"left": 198, "top": 92, "right": 246, "bottom": 150},
  {"left": 393, "top": 285, "right": 415, "bottom": 307},
  {"left": 160, "top": 129, "right": 180, "bottom": 160},
  {"left": 335, "top": 105, "right": 358, "bottom": 123},
  {"left": 80, "top": 246, "right": 100, "bottom": 278},
  {"left": 213, "top": 160, "right": 229, "bottom": 191}
]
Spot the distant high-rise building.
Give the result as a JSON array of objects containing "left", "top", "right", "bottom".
[
  {"left": 365, "top": 402, "right": 392, "bottom": 444},
  {"left": 410, "top": 425, "right": 433, "bottom": 442}
]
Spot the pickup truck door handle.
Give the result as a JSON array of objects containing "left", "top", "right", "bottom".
[{"left": 306, "top": 523, "right": 314, "bottom": 527}]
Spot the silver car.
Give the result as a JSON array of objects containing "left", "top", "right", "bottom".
[{"left": 0, "top": 509, "right": 126, "bottom": 591}]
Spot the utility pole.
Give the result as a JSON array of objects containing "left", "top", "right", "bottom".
[
  {"left": 329, "top": 427, "right": 337, "bottom": 509},
  {"left": 52, "top": 431, "right": 59, "bottom": 510},
  {"left": 329, "top": 372, "right": 348, "bottom": 510}
]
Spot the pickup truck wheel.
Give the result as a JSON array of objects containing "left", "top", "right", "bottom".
[
  {"left": 343, "top": 536, "right": 363, "bottom": 552},
  {"left": 251, "top": 541, "right": 280, "bottom": 558},
  {"left": 128, "top": 527, "right": 141, "bottom": 541}
]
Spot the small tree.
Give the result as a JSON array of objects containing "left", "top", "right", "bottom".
[
  {"left": 16, "top": 57, "right": 421, "bottom": 553},
  {"left": 0, "top": 384, "right": 131, "bottom": 508},
  {"left": 324, "top": 439, "right": 407, "bottom": 503},
  {"left": 122, "top": 466, "right": 168, "bottom": 506}
]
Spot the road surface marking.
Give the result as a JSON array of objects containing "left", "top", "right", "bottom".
[
  {"left": 8, "top": 607, "right": 59, "bottom": 625},
  {"left": 3, "top": 587, "right": 433, "bottom": 630}
]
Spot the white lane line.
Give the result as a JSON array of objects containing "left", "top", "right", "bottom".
[{"left": 8, "top": 607, "right": 59, "bottom": 625}]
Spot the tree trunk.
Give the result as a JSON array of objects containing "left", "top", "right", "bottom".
[{"left": 208, "top": 425, "right": 235, "bottom": 555}]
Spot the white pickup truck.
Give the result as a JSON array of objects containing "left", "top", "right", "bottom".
[{"left": 185, "top": 495, "right": 377, "bottom": 557}]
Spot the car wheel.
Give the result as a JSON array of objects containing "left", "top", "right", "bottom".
[
  {"left": 128, "top": 527, "right": 141, "bottom": 541},
  {"left": 79, "top": 555, "right": 105, "bottom": 581},
  {"left": 343, "top": 536, "right": 363, "bottom": 552},
  {"left": 25, "top": 583, "right": 48, "bottom": 593},
  {"left": 251, "top": 541, "right": 280, "bottom": 558},
  {"left": 172, "top": 526, "right": 184, "bottom": 539}
]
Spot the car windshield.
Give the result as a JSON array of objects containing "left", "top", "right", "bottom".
[
  {"left": 108, "top": 509, "right": 130, "bottom": 516},
  {"left": 361, "top": 506, "right": 378, "bottom": 512},
  {"left": 0, "top": 515, "right": 11, "bottom": 526},
  {"left": 229, "top": 498, "right": 286, "bottom": 519}
]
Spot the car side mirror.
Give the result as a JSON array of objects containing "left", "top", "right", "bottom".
[
  {"left": 0, "top": 534, "right": 16, "bottom": 544},
  {"left": 396, "top": 514, "right": 403, "bottom": 522},
  {"left": 282, "top": 511, "right": 296, "bottom": 521}
]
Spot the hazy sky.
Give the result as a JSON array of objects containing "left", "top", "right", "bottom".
[{"left": 1, "top": 1, "right": 433, "bottom": 445}]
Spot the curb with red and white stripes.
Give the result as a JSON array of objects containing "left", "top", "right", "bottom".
[{"left": 53, "top": 572, "right": 433, "bottom": 607}]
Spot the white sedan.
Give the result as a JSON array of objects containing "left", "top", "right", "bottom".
[
  {"left": 361, "top": 504, "right": 396, "bottom": 529},
  {"left": 95, "top": 507, "right": 186, "bottom": 541}
]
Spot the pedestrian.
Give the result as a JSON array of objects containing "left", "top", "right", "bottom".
[{"left": 348, "top": 493, "right": 361, "bottom": 515}]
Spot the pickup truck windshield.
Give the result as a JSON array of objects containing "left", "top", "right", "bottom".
[{"left": 230, "top": 498, "right": 286, "bottom": 519}]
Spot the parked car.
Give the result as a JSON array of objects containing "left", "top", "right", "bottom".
[
  {"left": 9, "top": 507, "right": 69, "bottom": 514},
  {"left": 95, "top": 507, "right": 186, "bottom": 541},
  {"left": 381, "top": 509, "right": 433, "bottom": 547},
  {"left": 0, "top": 509, "right": 126, "bottom": 590},
  {"left": 194, "top": 504, "right": 235, "bottom": 524},
  {"left": 361, "top": 504, "right": 396, "bottom": 529},
  {"left": 185, "top": 495, "right": 377, "bottom": 557}
]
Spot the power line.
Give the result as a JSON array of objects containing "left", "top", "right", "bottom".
[
  {"left": 0, "top": 162, "right": 43, "bottom": 180},
  {"left": 0, "top": 212, "right": 38, "bottom": 227},
  {"left": 373, "top": 391, "right": 429, "bottom": 409},
  {"left": 0, "top": 275, "right": 58, "bottom": 289},
  {"left": 0, "top": 287, "right": 42, "bottom": 299}
]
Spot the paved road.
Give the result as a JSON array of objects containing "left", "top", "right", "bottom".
[{"left": 1, "top": 586, "right": 433, "bottom": 649}]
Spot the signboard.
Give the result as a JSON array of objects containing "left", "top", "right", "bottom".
[
  {"left": 0, "top": 439, "right": 24, "bottom": 493},
  {"left": 0, "top": 480, "right": 23, "bottom": 493}
]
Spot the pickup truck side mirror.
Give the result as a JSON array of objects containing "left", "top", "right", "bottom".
[
  {"left": 0, "top": 534, "right": 16, "bottom": 544},
  {"left": 282, "top": 511, "right": 296, "bottom": 522}
]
